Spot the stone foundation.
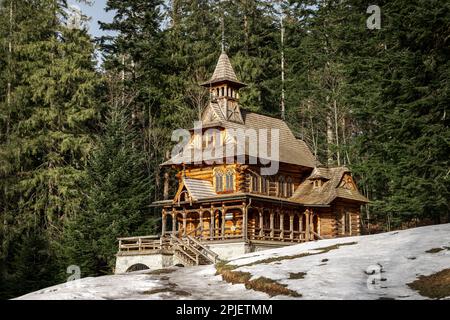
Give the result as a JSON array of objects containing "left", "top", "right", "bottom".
[{"left": 114, "top": 241, "right": 290, "bottom": 274}]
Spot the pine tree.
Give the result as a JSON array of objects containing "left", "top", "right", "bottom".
[
  {"left": 0, "top": 0, "right": 101, "bottom": 297},
  {"left": 63, "top": 104, "right": 155, "bottom": 276}
]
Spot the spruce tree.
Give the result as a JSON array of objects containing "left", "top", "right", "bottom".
[
  {"left": 0, "top": 0, "right": 101, "bottom": 296},
  {"left": 63, "top": 105, "right": 155, "bottom": 276}
]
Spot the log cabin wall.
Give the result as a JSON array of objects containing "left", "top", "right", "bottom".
[{"left": 332, "top": 200, "right": 361, "bottom": 237}]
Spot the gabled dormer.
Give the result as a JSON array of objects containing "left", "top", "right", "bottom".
[{"left": 201, "top": 51, "right": 246, "bottom": 124}]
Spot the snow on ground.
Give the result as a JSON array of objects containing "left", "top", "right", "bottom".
[{"left": 16, "top": 224, "right": 450, "bottom": 300}]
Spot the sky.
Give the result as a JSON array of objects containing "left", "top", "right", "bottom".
[{"left": 68, "top": 0, "right": 114, "bottom": 38}]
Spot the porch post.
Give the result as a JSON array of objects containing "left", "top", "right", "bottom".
[
  {"left": 182, "top": 210, "right": 187, "bottom": 237},
  {"left": 210, "top": 208, "right": 214, "bottom": 240},
  {"left": 242, "top": 202, "right": 248, "bottom": 241},
  {"left": 269, "top": 210, "right": 274, "bottom": 239},
  {"left": 280, "top": 212, "right": 284, "bottom": 240},
  {"left": 289, "top": 213, "right": 294, "bottom": 241},
  {"left": 299, "top": 213, "right": 303, "bottom": 242},
  {"left": 172, "top": 209, "right": 177, "bottom": 233},
  {"left": 199, "top": 209, "right": 204, "bottom": 238},
  {"left": 161, "top": 208, "right": 166, "bottom": 236},
  {"left": 305, "top": 209, "right": 310, "bottom": 241},
  {"left": 259, "top": 208, "right": 264, "bottom": 238},
  {"left": 221, "top": 205, "right": 226, "bottom": 240}
]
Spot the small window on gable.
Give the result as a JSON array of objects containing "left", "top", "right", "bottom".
[
  {"left": 215, "top": 170, "right": 223, "bottom": 192},
  {"left": 278, "top": 176, "right": 285, "bottom": 197},
  {"left": 225, "top": 170, "right": 234, "bottom": 191},
  {"left": 286, "top": 177, "right": 293, "bottom": 197},
  {"left": 313, "top": 179, "right": 323, "bottom": 189},
  {"left": 261, "top": 176, "right": 267, "bottom": 194},
  {"left": 251, "top": 174, "right": 259, "bottom": 193}
]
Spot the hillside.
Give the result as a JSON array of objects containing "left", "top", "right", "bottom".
[{"left": 16, "top": 224, "right": 450, "bottom": 300}]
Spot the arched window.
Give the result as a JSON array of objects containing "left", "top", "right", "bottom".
[
  {"left": 261, "top": 176, "right": 267, "bottom": 194},
  {"left": 225, "top": 170, "right": 234, "bottom": 191},
  {"left": 251, "top": 174, "right": 259, "bottom": 193},
  {"left": 278, "top": 176, "right": 285, "bottom": 197},
  {"left": 286, "top": 177, "right": 293, "bottom": 197},
  {"left": 215, "top": 170, "right": 223, "bottom": 192}
]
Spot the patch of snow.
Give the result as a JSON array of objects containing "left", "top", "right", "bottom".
[{"left": 15, "top": 224, "right": 450, "bottom": 300}]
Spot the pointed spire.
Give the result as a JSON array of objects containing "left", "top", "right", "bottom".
[{"left": 201, "top": 52, "right": 246, "bottom": 88}]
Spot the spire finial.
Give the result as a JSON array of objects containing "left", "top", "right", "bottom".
[{"left": 221, "top": 15, "right": 225, "bottom": 53}]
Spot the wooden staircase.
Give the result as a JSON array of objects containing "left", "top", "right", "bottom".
[{"left": 169, "top": 234, "right": 219, "bottom": 267}]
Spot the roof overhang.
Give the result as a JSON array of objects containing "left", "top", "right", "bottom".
[{"left": 150, "top": 193, "right": 330, "bottom": 208}]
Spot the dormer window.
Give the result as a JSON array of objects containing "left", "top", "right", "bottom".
[{"left": 312, "top": 179, "right": 323, "bottom": 188}]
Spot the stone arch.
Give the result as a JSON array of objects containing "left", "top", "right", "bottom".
[{"left": 126, "top": 263, "right": 149, "bottom": 273}]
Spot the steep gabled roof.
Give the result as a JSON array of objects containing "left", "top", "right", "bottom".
[
  {"left": 174, "top": 178, "right": 216, "bottom": 202},
  {"left": 201, "top": 52, "right": 246, "bottom": 88},
  {"left": 162, "top": 107, "right": 317, "bottom": 168},
  {"left": 292, "top": 167, "right": 369, "bottom": 205}
]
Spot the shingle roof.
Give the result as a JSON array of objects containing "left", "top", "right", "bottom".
[
  {"left": 183, "top": 178, "right": 216, "bottom": 201},
  {"left": 201, "top": 52, "right": 246, "bottom": 88},
  {"left": 292, "top": 167, "right": 369, "bottom": 205},
  {"left": 308, "top": 167, "right": 331, "bottom": 180},
  {"left": 161, "top": 107, "right": 317, "bottom": 168}
]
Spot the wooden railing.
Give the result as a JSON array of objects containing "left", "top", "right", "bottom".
[
  {"left": 118, "top": 235, "right": 163, "bottom": 252},
  {"left": 185, "top": 235, "right": 219, "bottom": 263}
]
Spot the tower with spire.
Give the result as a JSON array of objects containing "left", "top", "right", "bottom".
[{"left": 201, "top": 51, "right": 246, "bottom": 123}]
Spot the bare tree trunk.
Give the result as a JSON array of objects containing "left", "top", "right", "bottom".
[
  {"left": 163, "top": 151, "right": 170, "bottom": 200},
  {"left": 333, "top": 99, "right": 340, "bottom": 166},
  {"left": 6, "top": 0, "right": 13, "bottom": 136},
  {"left": 326, "top": 105, "right": 334, "bottom": 166},
  {"left": 280, "top": 9, "right": 285, "bottom": 120}
]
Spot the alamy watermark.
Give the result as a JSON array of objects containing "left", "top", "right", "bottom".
[
  {"left": 171, "top": 121, "right": 280, "bottom": 175},
  {"left": 367, "top": 5, "right": 381, "bottom": 30}
]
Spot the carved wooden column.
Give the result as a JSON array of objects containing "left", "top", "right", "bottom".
[
  {"left": 221, "top": 206, "right": 226, "bottom": 240},
  {"left": 182, "top": 210, "right": 187, "bottom": 237},
  {"left": 242, "top": 202, "right": 248, "bottom": 242},
  {"left": 210, "top": 209, "right": 214, "bottom": 240},
  {"left": 199, "top": 208, "right": 204, "bottom": 238},
  {"left": 289, "top": 213, "right": 294, "bottom": 241},
  {"left": 259, "top": 208, "right": 264, "bottom": 239},
  {"left": 172, "top": 209, "right": 177, "bottom": 234},
  {"left": 299, "top": 214, "right": 303, "bottom": 242},
  {"left": 280, "top": 212, "right": 284, "bottom": 240},
  {"left": 161, "top": 208, "right": 166, "bottom": 236},
  {"left": 269, "top": 210, "right": 274, "bottom": 239},
  {"left": 305, "top": 209, "right": 310, "bottom": 241}
]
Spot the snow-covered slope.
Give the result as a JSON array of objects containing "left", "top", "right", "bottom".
[{"left": 16, "top": 224, "right": 450, "bottom": 300}]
